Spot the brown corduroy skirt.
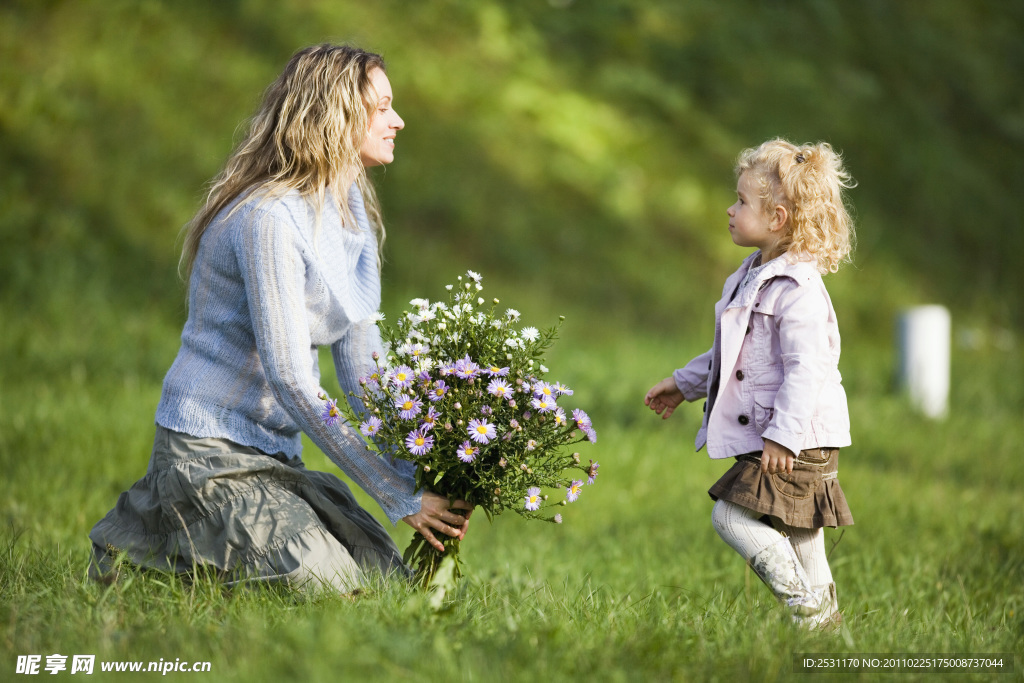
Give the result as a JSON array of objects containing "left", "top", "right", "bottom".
[{"left": 708, "top": 447, "right": 854, "bottom": 529}]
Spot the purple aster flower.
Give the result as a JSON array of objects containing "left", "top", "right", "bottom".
[
  {"left": 428, "top": 380, "right": 449, "bottom": 402},
  {"left": 587, "top": 459, "right": 600, "bottom": 484},
  {"left": 321, "top": 399, "right": 342, "bottom": 426},
  {"left": 480, "top": 405, "right": 493, "bottom": 416},
  {"left": 526, "top": 439, "right": 537, "bottom": 451},
  {"left": 566, "top": 480, "right": 584, "bottom": 503},
  {"left": 456, "top": 441, "right": 478, "bottom": 463},
  {"left": 359, "top": 416, "right": 383, "bottom": 436},
  {"left": 572, "top": 409, "right": 592, "bottom": 429},
  {"left": 553, "top": 382, "right": 574, "bottom": 396},
  {"left": 553, "top": 407, "right": 567, "bottom": 427},
  {"left": 486, "top": 365, "right": 510, "bottom": 377},
  {"left": 487, "top": 378, "right": 512, "bottom": 400},
  {"left": 454, "top": 356, "right": 481, "bottom": 379},
  {"left": 553, "top": 513, "right": 563, "bottom": 524},
  {"left": 405, "top": 428, "right": 434, "bottom": 456},
  {"left": 532, "top": 381, "right": 555, "bottom": 399},
  {"left": 390, "top": 365, "right": 415, "bottom": 389},
  {"left": 395, "top": 394, "right": 423, "bottom": 420},
  {"left": 509, "top": 419, "right": 520, "bottom": 430},
  {"left": 524, "top": 487, "right": 542, "bottom": 512},
  {"left": 420, "top": 406, "right": 440, "bottom": 431},
  {"left": 530, "top": 396, "right": 556, "bottom": 413},
  {"left": 438, "top": 362, "right": 456, "bottom": 377},
  {"left": 467, "top": 418, "right": 496, "bottom": 444},
  {"left": 585, "top": 427, "right": 598, "bottom": 443}
]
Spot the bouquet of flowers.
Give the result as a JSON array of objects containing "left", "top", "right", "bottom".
[{"left": 320, "top": 271, "right": 598, "bottom": 585}]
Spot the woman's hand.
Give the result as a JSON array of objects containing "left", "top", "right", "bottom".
[
  {"left": 644, "top": 377, "right": 685, "bottom": 419},
  {"left": 760, "top": 438, "right": 795, "bottom": 474},
  {"left": 402, "top": 492, "right": 473, "bottom": 552}
]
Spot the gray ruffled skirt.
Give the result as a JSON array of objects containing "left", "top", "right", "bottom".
[{"left": 89, "top": 426, "right": 409, "bottom": 592}]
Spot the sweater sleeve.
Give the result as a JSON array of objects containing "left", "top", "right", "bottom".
[
  {"left": 331, "top": 319, "right": 421, "bottom": 484},
  {"left": 236, "top": 208, "right": 421, "bottom": 525}
]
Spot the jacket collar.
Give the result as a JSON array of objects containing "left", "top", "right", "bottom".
[{"left": 727, "top": 251, "right": 819, "bottom": 309}]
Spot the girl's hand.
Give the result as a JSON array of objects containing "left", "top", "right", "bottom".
[
  {"left": 760, "top": 438, "right": 795, "bottom": 474},
  {"left": 644, "top": 377, "right": 685, "bottom": 419},
  {"left": 402, "top": 492, "right": 473, "bottom": 552}
]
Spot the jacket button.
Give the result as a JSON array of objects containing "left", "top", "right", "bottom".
[
  {"left": 736, "top": 370, "right": 744, "bottom": 380},
  {"left": 738, "top": 415, "right": 749, "bottom": 425}
]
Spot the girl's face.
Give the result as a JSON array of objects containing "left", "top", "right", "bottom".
[
  {"left": 727, "top": 172, "right": 782, "bottom": 255},
  {"left": 359, "top": 68, "right": 405, "bottom": 168}
]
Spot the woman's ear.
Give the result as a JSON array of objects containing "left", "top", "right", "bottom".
[{"left": 771, "top": 204, "right": 789, "bottom": 232}]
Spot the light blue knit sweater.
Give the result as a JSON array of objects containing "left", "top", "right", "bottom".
[{"left": 155, "top": 184, "right": 421, "bottom": 524}]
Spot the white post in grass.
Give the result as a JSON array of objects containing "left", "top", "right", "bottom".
[{"left": 897, "top": 305, "right": 951, "bottom": 419}]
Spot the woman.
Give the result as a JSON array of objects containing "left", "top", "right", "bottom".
[{"left": 89, "top": 44, "right": 470, "bottom": 592}]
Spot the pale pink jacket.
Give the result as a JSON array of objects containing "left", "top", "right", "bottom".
[{"left": 673, "top": 251, "right": 851, "bottom": 459}]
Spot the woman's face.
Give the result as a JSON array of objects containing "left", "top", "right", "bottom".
[{"left": 359, "top": 68, "right": 405, "bottom": 168}]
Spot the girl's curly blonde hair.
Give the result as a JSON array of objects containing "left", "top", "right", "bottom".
[{"left": 735, "top": 138, "right": 856, "bottom": 273}]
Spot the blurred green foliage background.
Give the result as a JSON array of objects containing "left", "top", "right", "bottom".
[
  {"left": 1, "top": 3, "right": 1022, "bottom": 675},
  {"left": 1, "top": 0, "right": 1021, "bottom": 417}
]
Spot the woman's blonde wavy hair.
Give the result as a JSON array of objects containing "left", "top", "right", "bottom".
[
  {"left": 179, "top": 44, "right": 387, "bottom": 280},
  {"left": 735, "top": 138, "right": 856, "bottom": 273}
]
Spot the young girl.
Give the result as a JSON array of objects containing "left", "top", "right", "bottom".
[{"left": 644, "top": 139, "right": 855, "bottom": 628}]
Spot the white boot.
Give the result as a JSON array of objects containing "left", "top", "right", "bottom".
[
  {"left": 793, "top": 583, "right": 842, "bottom": 631},
  {"left": 748, "top": 537, "right": 823, "bottom": 617}
]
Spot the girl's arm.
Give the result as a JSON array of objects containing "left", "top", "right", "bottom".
[
  {"left": 759, "top": 280, "right": 832, "bottom": 459},
  {"left": 237, "top": 207, "right": 421, "bottom": 525},
  {"left": 673, "top": 347, "right": 713, "bottom": 401}
]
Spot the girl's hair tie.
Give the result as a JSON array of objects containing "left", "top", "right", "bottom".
[{"left": 795, "top": 153, "right": 806, "bottom": 163}]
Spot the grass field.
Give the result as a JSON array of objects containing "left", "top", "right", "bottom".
[
  {"left": 2, "top": 0, "right": 1022, "bottom": 679},
  {"left": 2, "top": 294, "right": 1021, "bottom": 681}
]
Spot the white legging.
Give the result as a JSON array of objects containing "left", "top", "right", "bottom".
[{"left": 711, "top": 499, "right": 833, "bottom": 588}]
